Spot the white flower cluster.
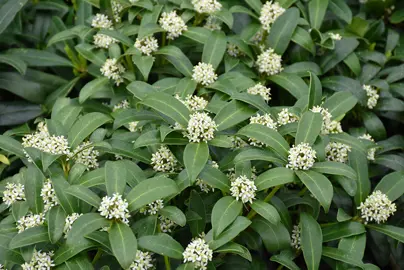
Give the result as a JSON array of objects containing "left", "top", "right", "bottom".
[
  {"left": 256, "top": 48, "right": 283, "bottom": 75},
  {"left": 91, "top": 13, "right": 113, "bottom": 29},
  {"left": 311, "top": 106, "right": 342, "bottom": 135},
  {"left": 135, "top": 36, "right": 159, "bottom": 56},
  {"left": 112, "top": 0, "right": 123, "bottom": 23},
  {"left": 176, "top": 94, "right": 208, "bottom": 112},
  {"left": 128, "top": 121, "right": 139, "bottom": 132},
  {"left": 69, "top": 141, "right": 99, "bottom": 170},
  {"left": 192, "top": 0, "right": 222, "bottom": 14},
  {"left": 363, "top": 85, "right": 379, "bottom": 109},
  {"left": 151, "top": 145, "right": 178, "bottom": 172},
  {"left": 204, "top": 15, "right": 222, "bottom": 31},
  {"left": 17, "top": 213, "right": 45, "bottom": 233},
  {"left": 63, "top": 213, "right": 83, "bottom": 237},
  {"left": 277, "top": 108, "right": 299, "bottom": 126},
  {"left": 159, "top": 216, "right": 176, "bottom": 233},
  {"left": 41, "top": 179, "right": 58, "bottom": 212},
  {"left": 230, "top": 175, "right": 257, "bottom": 204},
  {"left": 286, "top": 143, "right": 316, "bottom": 170},
  {"left": 186, "top": 112, "right": 217, "bottom": 142},
  {"left": 325, "top": 142, "right": 351, "bottom": 163},
  {"left": 358, "top": 133, "right": 376, "bottom": 161},
  {"left": 140, "top": 200, "right": 164, "bottom": 215},
  {"left": 100, "top": 58, "right": 125, "bottom": 85},
  {"left": 259, "top": 1, "right": 285, "bottom": 31},
  {"left": 227, "top": 44, "right": 242, "bottom": 57},
  {"left": 159, "top": 11, "right": 188, "bottom": 40},
  {"left": 290, "top": 225, "right": 301, "bottom": 250},
  {"left": 3, "top": 182, "right": 25, "bottom": 206},
  {"left": 93, "top": 33, "right": 118, "bottom": 49},
  {"left": 129, "top": 250, "right": 154, "bottom": 270},
  {"left": 21, "top": 250, "right": 54, "bottom": 270},
  {"left": 98, "top": 193, "right": 130, "bottom": 224},
  {"left": 22, "top": 122, "right": 70, "bottom": 159},
  {"left": 183, "top": 237, "right": 213, "bottom": 270},
  {"left": 329, "top": 32, "right": 342, "bottom": 41},
  {"left": 113, "top": 99, "right": 130, "bottom": 111},
  {"left": 358, "top": 191, "right": 396, "bottom": 224},
  {"left": 231, "top": 136, "right": 248, "bottom": 149},
  {"left": 247, "top": 83, "right": 271, "bottom": 101},
  {"left": 192, "top": 62, "right": 218, "bottom": 86}
]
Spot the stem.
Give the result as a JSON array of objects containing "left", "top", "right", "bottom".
[
  {"left": 164, "top": 256, "right": 171, "bottom": 270},
  {"left": 298, "top": 187, "right": 307, "bottom": 196},
  {"left": 276, "top": 265, "right": 284, "bottom": 270},
  {"left": 247, "top": 185, "right": 281, "bottom": 220},
  {"left": 92, "top": 249, "right": 102, "bottom": 265},
  {"left": 123, "top": 45, "right": 135, "bottom": 72}
]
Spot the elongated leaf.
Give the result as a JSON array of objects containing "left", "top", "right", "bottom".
[
  {"left": 308, "top": 0, "right": 328, "bottom": 29},
  {"left": 322, "top": 247, "right": 364, "bottom": 268},
  {"left": 113, "top": 109, "right": 161, "bottom": 129},
  {"left": 296, "top": 170, "right": 333, "bottom": 212},
  {"left": 140, "top": 92, "right": 190, "bottom": 127},
  {"left": 74, "top": 168, "right": 105, "bottom": 187},
  {"left": 215, "top": 242, "right": 252, "bottom": 261},
  {"left": 366, "top": 224, "right": 404, "bottom": 243},
  {"left": 75, "top": 43, "right": 106, "bottom": 66},
  {"left": 267, "top": 8, "right": 299, "bottom": 55},
  {"left": 127, "top": 176, "right": 179, "bottom": 211},
  {"left": 214, "top": 100, "right": 257, "bottom": 131},
  {"left": 291, "top": 27, "right": 316, "bottom": 55},
  {"left": 255, "top": 167, "right": 298, "bottom": 191},
  {"left": 68, "top": 112, "right": 111, "bottom": 149},
  {"left": 66, "top": 213, "right": 110, "bottom": 245},
  {"left": 250, "top": 200, "right": 281, "bottom": 224},
  {"left": 132, "top": 55, "right": 154, "bottom": 80},
  {"left": 295, "top": 111, "right": 322, "bottom": 146},
  {"left": 270, "top": 250, "right": 300, "bottom": 270},
  {"left": 349, "top": 150, "right": 370, "bottom": 206},
  {"left": 105, "top": 161, "right": 127, "bottom": 196},
  {"left": 0, "top": 0, "right": 28, "bottom": 34},
  {"left": 269, "top": 73, "right": 308, "bottom": 99},
  {"left": 234, "top": 148, "right": 286, "bottom": 166},
  {"left": 52, "top": 175, "right": 81, "bottom": 214},
  {"left": 244, "top": 0, "right": 262, "bottom": 13},
  {"left": 312, "top": 161, "right": 356, "bottom": 180},
  {"left": 79, "top": 77, "right": 110, "bottom": 103},
  {"left": 250, "top": 216, "right": 290, "bottom": 252},
  {"left": 7, "top": 49, "right": 72, "bottom": 67},
  {"left": 184, "top": 143, "right": 209, "bottom": 183},
  {"left": 182, "top": 27, "right": 210, "bottom": 44},
  {"left": 300, "top": 213, "right": 322, "bottom": 270},
  {"left": 99, "top": 28, "right": 134, "bottom": 46},
  {"left": 65, "top": 185, "right": 101, "bottom": 208},
  {"left": 374, "top": 171, "right": 404, "bottom": 201},
  {"left": 202, "top": 31, "right": 227, "bottom": 69},
  {"left": 155, "top": 46, "right": 193, "bottom": 77},
  {"left": 329, "top": 0, "right": 352, "bottom": 24},
  {"left": 0, "top": 55, "right": 27, "bottom": 75},
  {"left": 320, "top": 38, "right": 359, "bottom": 73},
  {"left": 159, "top": 206, "right": 186, "bottom": 227},
  {"left": 308, "top": 73, "right": 322, "bottom": 109},
  {"left": 212, "top": 196, "right": 242, "bottom": 238},
  {"left": 24, "top": 165, "right": 44, "bottom": 214},
  {"left": 47, "top": 206, "right": 67, "bottom": 244},
  {"left": 238, "top": 124, "right": 290, "bottom": 159},
  {"left": 109, "top": 222, "right": 137, "bottom": 269},
  {"left": 198, "top": 165, "right": 230, "bottom": 192},
  {"left": 323, "top": 92, "right": 357, "bottom": 120},
  {"left": 209, "top": 216, "right": 252, "bottom": 250},
  {"left": 48, "top": 25, "right": 93, "bottom": 46},
  {"left": 322, "top": 222, "right": 366, "bottom": 242},
  {"left": 0, "top": 135, "right": 24, "bottom": 157},
  {"left": 9, "top": 226, "right": 49, "bottom": 249},
  {"left": 188, "top": 190, "right": 206, "bottom": 236},
  {"left": 54, "top": 238, "right": 96, "bottom": 265},
  {"left": 138, "top": 233, "right": 184, "bottom": 259}
]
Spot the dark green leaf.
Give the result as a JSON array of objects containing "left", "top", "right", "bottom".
[
  {"left": 138, "top": 233, "right": 184, "bottom": 259},
  {"left": 109, "top": 222, "right": 137, "bottom": 269},
  {"left": 300, "top": 213, "right": 322, "bottom": 270},
  {"left": 212, "top": 196, "right": 242, "bottom": 238}
]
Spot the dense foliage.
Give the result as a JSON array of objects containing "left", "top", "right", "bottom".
[{"left": 1, "top": 0, "right": 404, "bottom": 269}]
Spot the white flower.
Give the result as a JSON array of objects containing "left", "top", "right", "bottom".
[
  {"left": 98, "top": 193, "right": 130, "bottom": 224},
  {"left": 41, "top": 179, "right": 58, "bottom": 212},
  {"left": 256, "top": 48, "right": 283, "bottom": 75},
  {"left": 358, "top": 133, "right": 377, "bottom": 161},
  {"left": 63, "top": 213, "right": 83, "bottom": 237},
  {"left": 140, "top": 200, "right": 164, "bottom": 215},
  {"left": 286, "top": 143, "right": 317, "bottom": 170},
  {"left": 21, "top": 249, "right": 54, "bottom": 270},
  {"left": 259, "top": 1, "right": 285, "bottom": 31},
  {"left": 68, "top": 141, "right": 99, "bottom": 170},
  {"left": 247, "top": 83, "right": 271, "bottom": 101},
  {"left": 186, "top": 112, "right": 217, "bottom": 142},
  {"left": 196, "top": 179, "right": 215, "bottom": 193},
  {"left": 91, "top": 14, "right": 113, "bottom": 29},
  {"left": 22, "top": 122, "right": 70, "bottom": 159},
  {"left": 192, "top": 62, "right": 218, "bottom": 86},
  {"left": 325, "top": 142, "right": 351, "bottom": 163},
  {"left": 129, "top": 250, "right": 154, "bottom": 270},
  {"left": 230, "top": 175, "right": 257, "bottom": 204},
  {"left": 17, "top": 213, "right": 45, "bottom": 233},
  {"left": 227, "top": 44, "right": 243, "bottom": 57},
  {"left": 183, "top": 237, "right": 213, "bottom": 270},
  {"left": 231, "top": 136, "right": 248, "bottom": 149},
  {"left": 363, "top": 85, "right": 379, "bottom": 109},
  {"left": 135, "top": 36, "right": 159, "bottom": 56},
  {"left": 100, "top": 58, "right": 125, "bottom": 85},
  {"left": 151, "top": 145, "right": 178, "bottom": 172},
  {"left": 159, "top": 216, "right": 176, "bottom": 233},
  {"left": 129, "top": 0, "right": 139, "bottom": 3},
  {"left": 176, "top": 94, "right": 208, "bottom": 111},
  {"left": 192, "top": 0, "right": 222, "bottom": 14},
  {"left": 204, "top": 15, "right": 222, "bottom": 31},
  {"left": 291, "top": 225, "right": 301, "bottom": 250},
  {"left": 358, "top": 190, "right": 396, "bottom": 224},
  {"left": 329, "top": 32, "right": 342, "bottom": 41},
  {"left": 0, "top": 264, "right": 3, "bottom": 269},
  {"left": 3, "top": 182, "right": 25, "bottom": 206},
  {"left": 277, "top": 108, "right": 299, "bottom": 126},
  {"left": 159, "top": 11, "right": 188, "bottom": 40},
  {"left": 113, "top": 99, "right": 130, "bottom": 111},
  {"left": 112, "top": 0, "right": 123, "bottom": 23},
  {"left": 128, "top": 121, "right": 139, "bottom": 132},
  {"left": 93, "top": 33, "right": 118, "bottom": 48},
  {"left": 310, "top": 106, "right": 342, "bottom": 135}
]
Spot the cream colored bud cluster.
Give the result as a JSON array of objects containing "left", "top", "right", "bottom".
[
  {"left": 325, "top": 142, "right": 351, "bottom": 163},
  {"left": 256, "top": 48, "right": 283, "bottom": 75},
  {"left": 151, "top": 145, "right": 178, "bottom": 172},
  {"left": 363, "top": 85, "right": 379, "bottom": 109},
  {"left": 230, "top": 175, "right": 257, "bottom": 204},
  {"left": 358, "top": 133, "right": 377, "bottom": 161},
  {"left": 183, "top": 237, "right": 213, "bottom": 270},
  {"left": 140, "top": 200, "right": 164, "bottom": 215},
  {"left": 21, "top": 250, "right": 54, "bottom": 270},
  {"left": 100, "top": 58, "right": 125, "bottom": 85},
  {"left": 259, "top": 1, "right": 285, "bottom": 32},
  {"left": 159, "top": 11, "right": 188, "bottom": 40},
  {"left": 98, "top": 193, "right": 130, "bottom": 224},
  {"left": 175, "top": 94, "right": 208, "bottom": 112},
  {"left": 192, "top": 0, "right": 222, "bottom": 14},
  {"left": 358, "top": 191, "right": 396, "bottom": 224},
  {"left": 286, "top": 143, "right": 317, "bottom": 170},
  {"left": 277, "top": 108, "right": 299, "bottom": 126},
  {"left": 247, "top": 83, "right": 271, "bottom": 101},
  {"left": 135, "top": 36, "right": 159, "bottom": 56},
  {"left": 192, "top": 62, "right": 218, "bottom": 86},
  {"left": 310, "top": 106, "right": 342, "bottom": 135}
]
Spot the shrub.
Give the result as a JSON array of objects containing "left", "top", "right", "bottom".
[{"left": 0, "top": 0, "right": 404, "bottom": 269}]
